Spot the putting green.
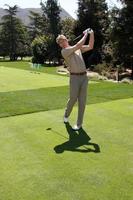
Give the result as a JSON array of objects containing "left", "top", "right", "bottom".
[
  {"left": 0, "top": 66, "right": 69, "bottom": 92},
  {"left": 0, "top": 98, "right": 132, "bottom": 200}
]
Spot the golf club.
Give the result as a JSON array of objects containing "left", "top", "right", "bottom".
[
  {"left": 73, "top": 28, "right": 92, "bottom": 42},
  {"left": 73, "top": 34, "right": 83, "bottom": 42}
]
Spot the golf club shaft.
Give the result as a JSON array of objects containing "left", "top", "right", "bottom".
[
  {"left": 73, "top": 34, "right": 83, "bottom": 41},
  {"left": 73, "top": 28, "right": 91, "bottom": 42}
]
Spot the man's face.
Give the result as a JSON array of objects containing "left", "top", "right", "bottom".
[{"left": 58, "top": 39, "right": 68, "bottom": 48}]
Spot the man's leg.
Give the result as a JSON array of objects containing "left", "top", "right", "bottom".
[
  {"left": 64, "top": 76, "right": 79, "bottom": 118},
  {"left": 77, "top": 76, "right": 88, "bottom": 127}
]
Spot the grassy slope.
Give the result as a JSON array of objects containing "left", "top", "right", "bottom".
[
  {"left": 0, "top": 82, "right": 133, "bottom": 118},
  {"left": 0, "top": 66, "right": 133, "bottom": 118},
  {"left": 0, "top": 61, "right": 57, "bottom": 75},
  {"left": 0, "top": 99, "right": 133, "bottom": 200},
  {"left": 0, "top": 66, "right": 68, "bottom": 92}
]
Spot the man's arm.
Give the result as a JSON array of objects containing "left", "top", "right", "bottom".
[
  {"left": 61, "top": 32, "right": 88, "bottom": 58},
  {"left": 75, "top": 31, "right": 88, "bottom": 50},
  {"left": 67, "top": 31, "right": 89, "bottom": 53},
  {"left": 81, "top": 31, "right": 94, "bottom": 53}
]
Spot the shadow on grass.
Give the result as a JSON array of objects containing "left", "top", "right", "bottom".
[{"left": 54, "top": 122, "right": 100, "bottom": 154}]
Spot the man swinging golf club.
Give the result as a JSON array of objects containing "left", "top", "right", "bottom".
[{"left": 56, "top": 28, "right": 94, "bottom": 131}]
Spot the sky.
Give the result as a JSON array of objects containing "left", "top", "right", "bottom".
[{"left": 0, "top": 0, "right": 122, "bottom": 19}]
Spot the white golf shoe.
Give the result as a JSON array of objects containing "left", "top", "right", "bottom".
[
  {"left": 63, "top": 117, "right": 69, "bottom": 123},
  {"left": 72, "top": 125, "right": 82, "bottom": 131}
]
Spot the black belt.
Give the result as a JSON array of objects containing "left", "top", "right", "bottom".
[{"left": 70, "top": 71, "right": 86, "bottom": 75}]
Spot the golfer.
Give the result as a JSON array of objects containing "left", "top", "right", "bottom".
[{"left": 56, "top": 29, "right": 94, "bottom": 130}]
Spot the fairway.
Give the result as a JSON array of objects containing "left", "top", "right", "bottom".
[
  {"left": 0, "top": 100, "right": 133, "bottom": 200},
  {"left": 0, "top": 66, "right": 69, "bottom": 92},
  {"left": 0, "top": 62, "right": 133, "bottom": 200}
]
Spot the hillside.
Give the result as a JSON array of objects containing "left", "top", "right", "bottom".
[{"left": 0, "top": 7, "right": 73, "bottom": 25}]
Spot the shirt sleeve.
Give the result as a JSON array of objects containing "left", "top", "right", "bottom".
[{"left": 61, "top": 46, "right": 77, "bottom": 59}]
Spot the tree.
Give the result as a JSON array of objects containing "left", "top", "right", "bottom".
[
  {"left": 61, "top": 18, "right": 75, "bottom": 43},
  {"left": 41, "top": 0, "right": 61, "bottom": 62},
  {"left": 31, "top": 35, "right": 54, "bottom": 64},
  {"left": 31, "top": 36, "right": 48, "bottom": 64},
  {"left": 74, "top": 0, "right": 109, "bottom": 67},
  {"left": 75, "top": 0, "right": 109, "bottom": 49},
  {"left": 0, "top": 5, "right": 29, "bottom": 60},
  {"left": 41, "top": 0, "right": 61, "bottom": 37},
  {"left": 28, "top": 10, "right": 48, "bottom": 40},
  {"left": 111, "top": 0, "right": 133, "bottom": 70}
]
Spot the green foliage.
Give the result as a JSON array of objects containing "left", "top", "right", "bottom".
[
  {"left": 0, "top": 5, "right": 30, "bottom": 60},
  {"left": 94, "top": 62, "right": 108, "bottom": 74},
  {"left": 31, "top": 35, "right": 55, "bottom": 63},
  {"left": 42, "top": 0, "right": 61, "bottom": 37},
  {"left": 28, "top": 11, "right": 48, "bottom": 40},
  {"left": 110, "top": 1, "right": 133, "bottom": 67},
  {"left": 41, "top": 0, "right": 61, "bottom": 61},
  {"left": 74, "top": 0, "right": 110, "bottom": 67},
  {"left": 31, "top": 36, "right": 47, "bottom": 63},
  {"left": 61, "top": 18, "right": 76, "bottom": 42},
  {"left": 75, "top": 0, "right": 109, "bottom": 50}
]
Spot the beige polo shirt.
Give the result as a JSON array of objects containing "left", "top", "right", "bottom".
[{"left": 61, "top": 46, "right": 86, "bottom": 73}]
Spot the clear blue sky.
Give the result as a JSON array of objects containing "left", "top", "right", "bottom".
[{"left": 0, "top": 0, "right": 122, "bottom": 19}]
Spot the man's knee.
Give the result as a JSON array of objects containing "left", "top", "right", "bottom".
[{"left": 69, "top": 96, "right": 77, "bottom": 104}]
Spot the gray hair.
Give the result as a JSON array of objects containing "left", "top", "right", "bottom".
[{"left": 56, "top": 34, "right": 67, "bottom": 44}]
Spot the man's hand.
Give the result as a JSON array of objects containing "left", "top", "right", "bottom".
[
  {"left": 83, "top": 28, "right": 93, "bottom": 35},
  {"left": 88, "top": 28, "right": 93, "bottom": 34}
]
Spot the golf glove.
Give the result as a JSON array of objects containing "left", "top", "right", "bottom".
[{"left": 83, "top": 28, "right": 93, "bottom": 34}]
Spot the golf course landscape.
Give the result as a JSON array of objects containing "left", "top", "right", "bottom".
[{"left": 0, "top": 61, "right": 133, "bottom": 200}]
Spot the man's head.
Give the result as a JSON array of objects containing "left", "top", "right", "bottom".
[{"left": 56, "top": 34, "right": 69, "bottom": 48}]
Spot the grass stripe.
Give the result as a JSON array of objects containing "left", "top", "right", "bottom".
[{"left": 0, "top": 82, "right": 133, "bottom": 118}]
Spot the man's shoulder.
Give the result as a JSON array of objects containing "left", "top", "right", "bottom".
[{"left": 61, "top": 47, "right": 72, "bottom": 55}]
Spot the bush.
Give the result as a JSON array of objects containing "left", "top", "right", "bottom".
[
  {"left": 31, "top": 36, "right": 53, "bottom": 64},
  {"left": 94, "top": 63, "right": 109, "bottom": 75}
]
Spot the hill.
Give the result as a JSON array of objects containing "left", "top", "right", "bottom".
[{"left": 0, "top": 7, "right": 73, "bottom": 25}]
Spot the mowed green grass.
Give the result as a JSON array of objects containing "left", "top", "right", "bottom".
[
  {"left": 0, "top": 65, "right": 97, "bottom": 117},
  {"left": 0, "top": 99, "right": 133, "bottom": 200},
  {"left": 0, "top": 61, "right": 133, "bottom": 200},
  {"left": 0, "top": 60, "right": 60, "bottom": 75},
  {"left": 0, "top": 65, "right": 133, "bottom": 118},
  {"left": 0, "top": 66, "right": 69, "bottom": 92}
]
